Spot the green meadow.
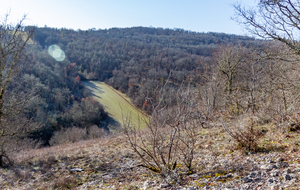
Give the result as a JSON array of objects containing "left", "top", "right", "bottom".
[{"left": 82, "top": 81, "right": 148, "bottom": 130}]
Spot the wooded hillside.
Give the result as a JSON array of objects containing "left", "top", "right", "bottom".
[
  {"left": 2, "top": 26, "right": 262, "bottom": 149},
  {"left": 31, "top": 27, "right": 261, "bottom": 114}
]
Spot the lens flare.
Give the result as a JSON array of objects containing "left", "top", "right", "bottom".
[{"left": 48, "top": 45, "right": 66, "bottom": 62}]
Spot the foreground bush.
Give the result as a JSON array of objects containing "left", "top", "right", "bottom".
[
  {"left": 49, "top": 125, "right": 106, "bottom": 146},
  {"left": 222, "top": 117, "right": 267, "bottom": 152},
  {"left": 123, "top": 85, "right": 206, "bottom": 181}
]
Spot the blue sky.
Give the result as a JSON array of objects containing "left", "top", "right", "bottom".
[{"left": 1, "top": 0, "right": 258, "bottom": 35}]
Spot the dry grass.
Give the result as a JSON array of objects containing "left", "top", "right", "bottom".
[
  {"left": 1, "top": 118, "right": 300, "bottom": 189},
  {"left": 13, "top": 134, "right": 127, "bottom": 164}
]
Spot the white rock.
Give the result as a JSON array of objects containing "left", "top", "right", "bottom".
[
  {"left": 160, "top": 183, "right": 170, "bottom": 188},
  {"left": 260, "top": 164, "right": 277, "bottom": 171},
  {"left": 270, "top": 185, "right": 280, "bottom": 190},
  {"left": 69, "top": 168, "right": 83, "bottom": 172}
]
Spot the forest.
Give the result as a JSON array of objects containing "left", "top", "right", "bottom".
[
  {"left": 33, "top": 26, "right": 261, "bottom": 112},
  {"left": 0, "top": 25, "right": 260, "bottom": 150}
]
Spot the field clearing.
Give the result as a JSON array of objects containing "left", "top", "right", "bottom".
[{"left": 83, "top": 81, "right": 148, "bottom": 130}]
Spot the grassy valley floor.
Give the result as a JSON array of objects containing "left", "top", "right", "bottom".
[{"left": 82, "top": 81, "right": 148, "bottom": 130}]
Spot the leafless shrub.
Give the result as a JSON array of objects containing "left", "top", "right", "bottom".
[
  {"left": 222, "top": 117, "right": 267, "bottom": 152},
  {"left": 0, "top": 115, "right": 41, "bottom": 167},
  {"left": 49, "top": 127, "right": 87, "bottom": 146},
  {"left": 123, "top": 84, "right": 205, "bottom": 179},
  {"left": 87, "top": 125, "right": 107, "bottom": 139},
  {"left": 54, "top": 175, "right": 77, "bottom": 189},
  {"left": 12, "top": 168, "right": 32, "bottom": 180},
  {"left": 271, "top": 113, "right": 300, "bottom": 133},
  {"left": 46, "top": 155, "right": 57, "bottom": 165},
  {"left": 50, "top": 125, "right": 107, "bottom": 146}
]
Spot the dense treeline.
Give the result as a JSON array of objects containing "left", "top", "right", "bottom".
[
  {"left": 1, "top": 26, "right": 264, "bottom": 149},
  {"left": 31, "top": 26, "right": 261, "bottom": 114}
]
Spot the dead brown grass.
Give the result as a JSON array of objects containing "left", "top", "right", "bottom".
[
  {"left": 13, "top": 134, "right": 126, "bottom": 165},
  {"left": 2, "top": 118, "right": 300, "bottom": 189}
]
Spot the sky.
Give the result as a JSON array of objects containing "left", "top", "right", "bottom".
[{"left": 0, "top": 0, "right": 258, "bottom": 35}]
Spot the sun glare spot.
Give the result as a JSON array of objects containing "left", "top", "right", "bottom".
[{"left": 48, "top": 45, "right": 66, "bottom": 62}]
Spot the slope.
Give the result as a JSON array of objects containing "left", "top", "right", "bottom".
[{"left": 82, "top": 81, "right": 148, "bottom": 130}]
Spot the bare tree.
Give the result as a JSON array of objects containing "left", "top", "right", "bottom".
[
  {"left": 214, "top": 44, "right": 249, "bottom": 114},
  {"left": 123, "top": 84, "right": 205, "bottom": 181},
  {"left": 255, "top": 42, "right": 300, "bottom": 124},
  {"left": 233, "top": 0, "right": 300, "bottom": 55},
  {"left": 0, "top": 13, "right": 36, "bottom": 166}
]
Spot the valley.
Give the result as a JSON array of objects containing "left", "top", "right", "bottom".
[{"left": 83, "top": 81, "right": 148, "bottom": 130}]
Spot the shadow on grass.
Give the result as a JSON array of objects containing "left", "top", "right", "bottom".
[
  {"left": 82, "top": 81, "right": 123, "bottom": 131},
  {"left": 106, "top": 115, "right": 121, "bottom": 132},
  {"left": 82, "top": 81, "right": 105, "bottom": 95}
]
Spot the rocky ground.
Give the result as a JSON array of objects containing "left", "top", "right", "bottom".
[{"left": 1, "top": 124, "right": 300, "bottom": 189}]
